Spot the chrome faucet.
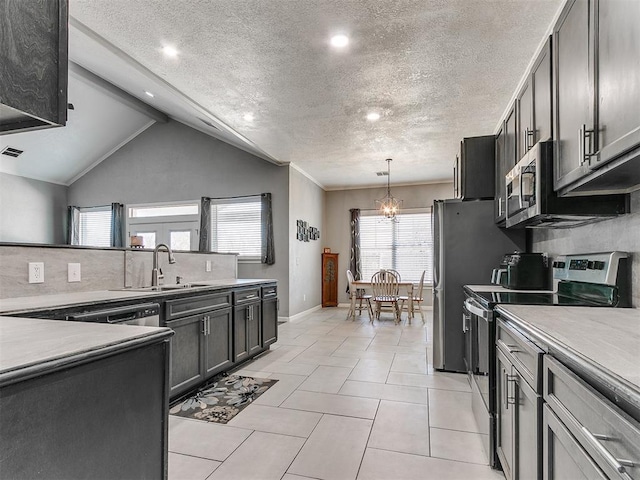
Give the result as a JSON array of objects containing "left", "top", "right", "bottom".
[{"left": 152, "top": 243, "right": 176, "bottom": 286}]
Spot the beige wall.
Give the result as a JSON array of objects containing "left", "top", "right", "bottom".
[
  {"left": 289, "top": 168, "right": 325, "bottom": 316},
  {"left": 324, "top": 182, "right": 454, "bottom": 305}
]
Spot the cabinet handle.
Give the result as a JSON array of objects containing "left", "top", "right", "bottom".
[
  {"left": 506, "top": 345, "right": 522, "bottom": 354},
  {"left": 581, "top": 427, "right": 635, "bottom": 472},
  {"left": 462, "top": 313, "right": 470, "bottom": 333},
  {"left": 503, "top": 370, "right": 509, "bottom": 410},
  {"left": 206, "top": 316, "right": 210, "bottom": 336},
  {"left": 498, "top": 196, "right": 503, "bottom": 217},
  {"left": 201, "top": 317, "right": 207, "bottom": 335},
  {"left": 507, "top": 375, "right": 517, "bottom": 406},
  {"left": 579, "top": 124, "right": 596, "bottom": 166},
  {"left": 245, "top": 294, "right": 257, "bottom": 299}
]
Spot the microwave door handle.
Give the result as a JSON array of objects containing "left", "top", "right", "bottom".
[{"left": 518, "top": 167, "right": 525, "bottom": 209}]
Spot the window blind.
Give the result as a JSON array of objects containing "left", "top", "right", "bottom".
[
  {"left": 79, "top": 207, "right": 112, "bottom": 247},
  {"left": 211, "top": 198, "right": 262, "bottom": 259},
  {"left": 360, "top": 211, "right": 433, "bottom": 283}
]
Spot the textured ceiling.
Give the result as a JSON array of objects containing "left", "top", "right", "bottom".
[{"left": 70, "top": 0, "right": 563, "bottom": 189}]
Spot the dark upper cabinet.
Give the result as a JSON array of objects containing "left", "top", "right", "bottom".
[
  {"left": 0, "top": 0, "right": 68, "bottom": 134},
  {"left": 495, "top": 124, "right": 507, "bottom": 224},
  {"left": 453, "top": 135, "right": 495, "bottom": 200},
  {"left": 504, "top": 105, "right": 518, "bottom": 170},
  {"left": 517, "top": 36, "right": 553, "bottom": 162},
  {"left": 554, "top": 0, "right": 640, "bottom": 195}
]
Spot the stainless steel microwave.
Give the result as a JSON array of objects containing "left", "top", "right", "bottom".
[{"left": 505, "top": 142, "right": 628, "bottom": 228}]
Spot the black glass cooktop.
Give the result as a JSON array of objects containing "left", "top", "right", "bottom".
[
  {"left": 474, "top": 291, "right": 602, "bottom": 306},
  {"left": 470, "top": 280, "right": 618, "bottom": 308}
]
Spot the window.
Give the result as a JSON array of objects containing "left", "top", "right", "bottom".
[
  {"left": 359, "top": 210, "right": 433, "bottom": 283},
  {"left": 78, "top": 206, "right": 112, "bottom": 247},
  {"left": 127, "top": 201, "right": 199, "bottom": 250},
  {"left": 209, "top": 197, "right": 262, "bottom": 260}
]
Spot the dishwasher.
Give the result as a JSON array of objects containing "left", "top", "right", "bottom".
[{"left": 65, "top": 303, "right": 161, "bottom": 327}]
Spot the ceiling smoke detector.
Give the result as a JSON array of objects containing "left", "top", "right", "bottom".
[{"left": 1, "top": 147, "right": 24, "bottom": 158}]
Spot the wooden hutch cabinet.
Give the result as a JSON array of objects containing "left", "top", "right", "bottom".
[{"left": 321, "top": 253, "right": 339, "bottom": 307}]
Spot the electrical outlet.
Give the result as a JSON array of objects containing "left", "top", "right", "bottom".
[
  {"left": 68, "top": 263, "right": 81, "bottom": 282},
  {"left": 28, "top": 262, "right": 44, "bottom": 283},
  {"left": 205, "top": 260, "right": 212, "bottom": 272}
]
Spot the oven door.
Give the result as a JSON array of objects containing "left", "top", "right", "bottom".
[{"left": 465, "top": 296, "right": 498, "bottom": 467}]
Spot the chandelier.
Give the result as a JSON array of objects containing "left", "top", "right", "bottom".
[{"left": 376, "top": 158, "right": 402, "bottom": 221}]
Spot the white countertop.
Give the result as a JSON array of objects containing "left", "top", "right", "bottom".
[
  {"left": 496, "top": 305, "right": 640, "bottom": 392},
  {"left": 0, "top": 278, "right": 276, "bottom": 315},
  {"left": 0, "top": 316, "right": 173, "bottom": 384}
]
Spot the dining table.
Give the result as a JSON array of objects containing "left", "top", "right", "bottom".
[{"left": 351, "top": 279, "right": 415, "bottom": 323}]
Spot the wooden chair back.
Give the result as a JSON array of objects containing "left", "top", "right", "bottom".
[{"left": 371, "top": 270, "right": 400, "bottom": 298}]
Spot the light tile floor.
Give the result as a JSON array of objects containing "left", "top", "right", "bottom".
[{"left": 168, "top": 307, "right": 505, "bottom": 480}]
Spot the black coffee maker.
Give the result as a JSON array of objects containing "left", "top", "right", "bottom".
[{"left": 495, "top": 252, "right": 551, "bottom": 290}]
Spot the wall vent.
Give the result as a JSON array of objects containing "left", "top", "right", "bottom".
[
  {"left": 376, "top": 171, "right": 389, "bottom": 176},
  {"left": 1, "top": 147, "right": 24, "bottom": 158},
  {"left": 199, "top": 118, "right": 219, "bottom": 130}
]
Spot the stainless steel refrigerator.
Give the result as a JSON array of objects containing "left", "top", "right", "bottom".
[{"left": 432, "top": 199, "right": 525, "bottom": 372}]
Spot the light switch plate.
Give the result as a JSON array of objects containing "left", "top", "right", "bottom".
[
  {"left": 205, "top": 260, "right": 212, "bottom": 272},
  {"left": 68, "top": 263, "right": 81, "bottom": 282},
  {"left": 28, "top": 262, "right": 44, "bottom": 283}
]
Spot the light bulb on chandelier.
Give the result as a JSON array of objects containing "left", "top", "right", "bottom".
[{"left": 376, "top": 158, "right": 402, "bottom": 221}]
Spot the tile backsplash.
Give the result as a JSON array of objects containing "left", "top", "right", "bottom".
[{"left": 0, "top": 245, "right": 237, "bottom": 299}]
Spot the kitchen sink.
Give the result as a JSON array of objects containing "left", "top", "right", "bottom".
[{"left": 115, "top": 284, "right": 209, "bottom": 292}]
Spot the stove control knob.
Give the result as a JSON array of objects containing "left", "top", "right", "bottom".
[
  {"left": 594, "top": 261, "right": 605, "bottom": 270},
  {"left": 587, "top": 261, "right": 595, "bottom": 269},
  {"left": 552, "top": 261, "right": 566, "bottom": 269}
]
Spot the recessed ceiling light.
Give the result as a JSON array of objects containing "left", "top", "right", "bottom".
[
  {"left": 330, "top": 34, "right": 349, "bottom": 48},
  {"left": 366, "top": 112, "right": 381, "bottom": 121},
  {"left": 162, "top": 45, "right": 178, "bottom": 57},
  {"left": 145, "top": 91, "right": 155, "bottom": 98},
  {"left": 243, "top": 113, "right": 255, "bottom": 122}
]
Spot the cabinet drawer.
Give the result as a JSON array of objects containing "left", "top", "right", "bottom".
[
  {"left": 497, "top": 319, "right": 544, "bottom": 392},
  {"left": 234, "top": 288, "right": 261, "bottom": 305},
  {"left": 165, "top": 292, "right": 232, "bottom": 321},
  {"left": 262, "top": 284, "right": 277, "bottom": 299},
  {"left": 544, "top": 356, "right": 640, "bottom": 480}
]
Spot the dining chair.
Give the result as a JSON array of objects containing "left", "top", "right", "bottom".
[
  {"left": 399, "top": 270, "right": 426, "bottom": 324},
  {"left": 370, "top": 270, "right": 401, "bottom": 324},
  {"left": 346, "top": 270, "right": 374, "bottom": 322},
  {"left": 384, "top": 269, "right": 401, "bottom": 281}
]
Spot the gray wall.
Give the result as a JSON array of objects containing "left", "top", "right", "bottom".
[
  {"left": 67, "top": 119, "right": 292, "bottom": 316},
  {"left": 532, "top": 190, "right": 640, "bottom": 307},
  {"left": 324, "top": 182, "right": 454, "bottom": 304},
  {"left": 0, "top": 172, "right": 68, "bottom": 244},
  {"left": 289, "top": 167, "right": 325, "bottom": 316}
]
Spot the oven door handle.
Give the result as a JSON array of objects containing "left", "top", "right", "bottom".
[{"left": 464, "top": 298, "right": 488, "bottom": 319}]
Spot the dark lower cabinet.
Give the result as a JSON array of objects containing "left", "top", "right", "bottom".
[
  {"left": 0, "top": 335, "right": 171, "bottom": 479},
  {"left": 167, "top": 307, "right": 233, "bottom": 398},
  {"left": 167, "top": 313, "right": 205, "bottom": 397},
  {"left": 204, "top": 308, "right": 234, "bottom": 377},
  {"left": 166, "top": 285, "right": 278, "bottom": 400},
  {"left": 234, "top": 302, "right": 261, "bottom": 362}
]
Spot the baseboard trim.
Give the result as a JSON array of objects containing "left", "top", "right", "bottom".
[{"left": 278, "top": 304, "right": 323, "bottom": 323}]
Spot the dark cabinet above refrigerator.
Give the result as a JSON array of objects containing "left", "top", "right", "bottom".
[
  {"left": 454, "top": 135, "right": 495, "bottom": 201},
  {"left": 0, "top": 0, "right": 68, "bottom": 134}
]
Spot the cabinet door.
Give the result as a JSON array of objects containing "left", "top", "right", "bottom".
[
  {"left": 262, "top": 297, "right": 278, "bottom": 348},
  {"left": 533, "top": 37, "right": 552, "bottom": 144},
  {"left": 505, "top": 105, "right": 518, "bottom": 170},
  {"left": 542, "top": 405, "right": 607, "bottom": 480},
  {"left": 553, "top": 0, "right": 596, "bottom": 190},
  {"left": 594, "top": 0, "right": 640, "bottom": 168},
  {"left": 233, "top": 306, "right": 249, "bottom": 363},
  {"left": 167, "top": 314, "right": 205, "bottom": 397},
  {"left": 322, "top": 253, "right": 339, "bottom": 307},
  {"left": 496, "top": 349, "right": 514, "bottom": 480},
  {"left": 204, "top": 307, "right": 233, "bottom": 379},
  {"left": 514, "top": 372, "right": 541, "bottom": 480},
  {"left": 495, "top": 125, "right": 506, "bottom": 223},
  {"left": 517, "top": 80, "right": 533, "bottom": 161},
  {"left": 248, "top": 303, "right": 262, "bottom": 357}
]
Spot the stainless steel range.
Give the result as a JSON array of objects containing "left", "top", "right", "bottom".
[{"left": 463, "top": 251, "right": 630, "bottom": 469}]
